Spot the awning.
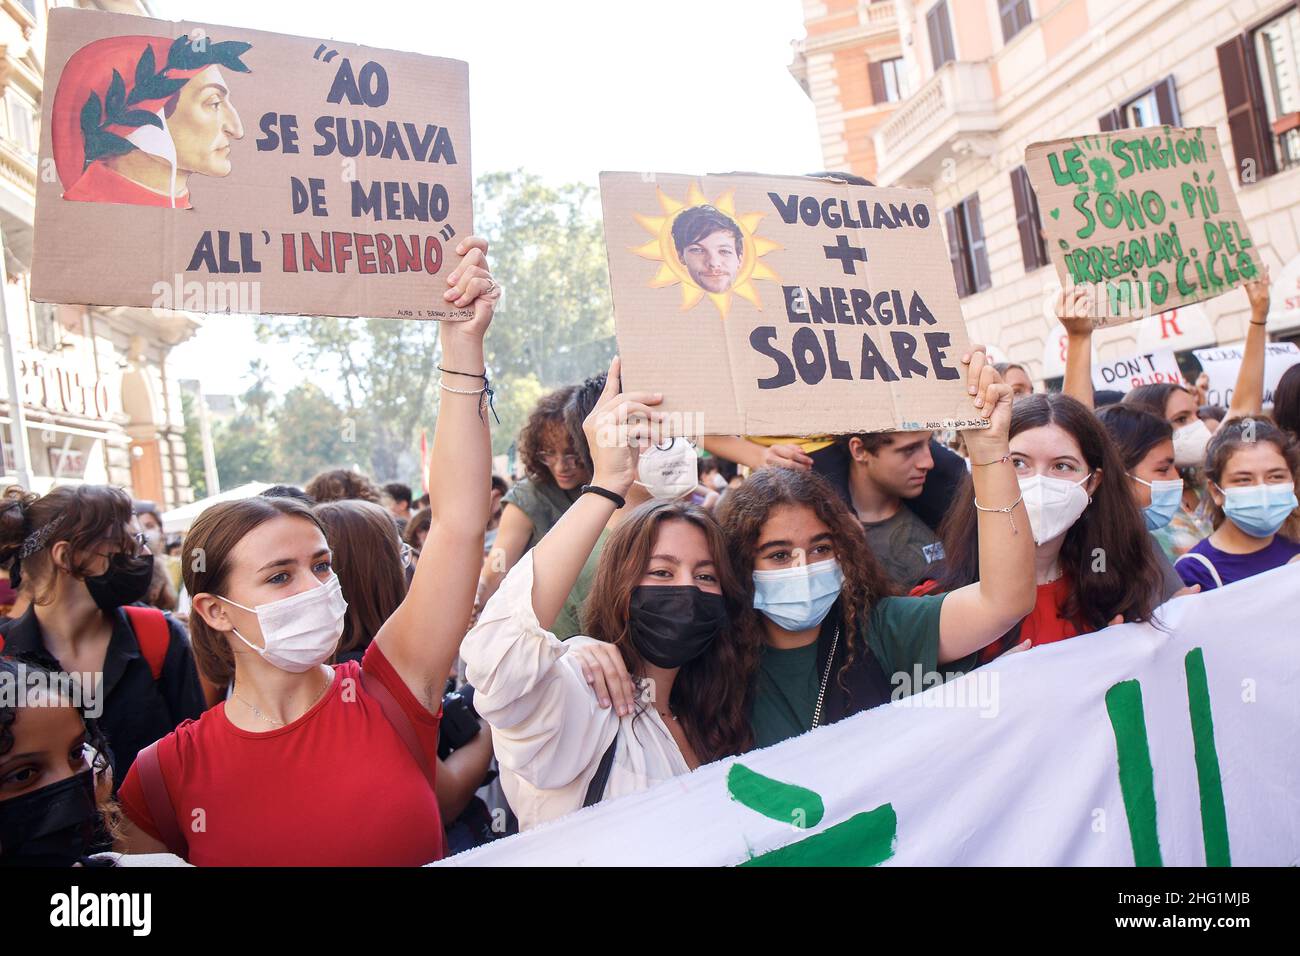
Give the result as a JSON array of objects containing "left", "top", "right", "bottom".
[{"left": 160, "top": 481, "right": 272, "bottom": 534}]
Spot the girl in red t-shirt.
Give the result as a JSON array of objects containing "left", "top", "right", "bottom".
[
  {"left": 115, "top": 237, "right": 501, "bottom": 866},
  {"left": 931, "top": 393, "right": 1167, "bottom": 662}
]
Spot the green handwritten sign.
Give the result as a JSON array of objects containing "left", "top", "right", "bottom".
[{"left": 1025, "top": 126, "right": 1257, "bottom": 326}]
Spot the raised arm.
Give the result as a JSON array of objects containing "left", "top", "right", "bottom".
[
  {"left": 1226, "top": 266, "right": 1271, "bottom": 422},
  {"left": 936, "top": 352, "right": 1036, "bottom": 662},
  {"left": 477, "top": 503, "right": 535, "bottom": 607},
  {"left": 375, "top": 237, "right": 498, "bottom": 708},
  {"left": 1058, "top": 286, "right": 1097, "bottom": 410}
]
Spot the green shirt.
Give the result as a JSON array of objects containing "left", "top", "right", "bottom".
[
  {"left": 553, "top": 530, "right": 608, "bottom": 641},
  {"left": 861, "top": 506, "right": 944, "bottom": 591},
  {"left": 749, "top": 593, "right": 948, "bottom": 749},
  {"left": 502, "top": 478, "right": 582, "bottom": 550}
]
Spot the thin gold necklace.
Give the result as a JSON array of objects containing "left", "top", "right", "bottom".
[{"left": 233, "top": 669, "right": 330, "bottom": 727}]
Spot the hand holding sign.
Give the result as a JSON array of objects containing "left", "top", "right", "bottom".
[
  {"left": 959, "top": 348, "right": 1013, "bottom": 462},
  {"left": 583, "top": 356, "right": 667, "bottom": 498},
  {"left": 441, "top": 237, "right": 500, "bottom": 342}
]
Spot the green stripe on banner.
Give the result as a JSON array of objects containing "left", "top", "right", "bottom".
[
  {"left": 740, "top": 803, "right": 897, "bottom": 867},
  {"left": 1105, "top": 679, "right": 1163, "bottom": 867},
  {"left": 1184, "top": 648, "right": 1231, "bottom": 867},
  {"left": 727, "top": 763, "right": 825, "bottom": 829}
]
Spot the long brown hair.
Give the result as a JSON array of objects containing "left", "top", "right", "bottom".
[
  {"left": 182, "top": 496, "right": 327, "bottom": 686},
  {"left": 937, "top": 393, "right": 1161, "bottom": 646},
  {"left": 313, "top": 499, "right": 407, "bottom": 659},
  {"left": 582, "top": 499, "right": 756, "bottom": 760},
  {"left": 716, "top": 468, "right": 896, "bottom": 689},
  {"left": 0, "top": 484, "right": 136, "bottom": 606}
]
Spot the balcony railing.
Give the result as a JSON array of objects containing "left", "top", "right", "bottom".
[
  {"left": 0, "top": 136, "right": 36, "bottom": 198},
  {"left": 873, "top": 61, "right": 1000, "bottom": 185}
]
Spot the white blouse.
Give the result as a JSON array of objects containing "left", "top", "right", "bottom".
[{"left": 461, "top": 551, "right": 690, "bottom": 831}]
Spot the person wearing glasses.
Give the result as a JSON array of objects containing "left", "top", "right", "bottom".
[
  {"left": 0, "top": 484, "right": 206, "bottom": 790},
  {"left": 478, "top": 385, "right": 588, "bottom": 608}
]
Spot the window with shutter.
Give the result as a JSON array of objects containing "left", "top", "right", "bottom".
[
  {"left": 1253, "top": 6, "right": 1300, "bottom": 171},
  {"left": 943, "top": 206, "right": 971, "bottom": 298},
  {"left": 1099, "top": 108, "right": 1124, "bottom": 131},
  {"left": 1217, "top": 34, "right": 1279, "bottom": 183},
  {"left": 881, "top": 58, "right": 905, "bottom": 102},
  {"left": 961, "top": 195, "right": 992, "bottom": 293},
  {"left": 999, "top": 0, "right": 1033, "bottom": 44},
  {"left": 1010, "top": 167, "right": 1048, "bottom": 272},
  {"left": 1153, "top": 75, "right": 1182, "bottom": 125},
  {"left": 927, "top": 2, "right": 956, "bottom": 72},
  {"left": 868, "top": 60, "right": 887, "bottom": 104}
]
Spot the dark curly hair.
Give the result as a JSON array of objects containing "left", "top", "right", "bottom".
[
  {"left": 565, "top": 373, "right": 607, "bottom": 475},
  {"left": 517, "top": 385, "right": 580, "bottom": 485},
  {"left": 0, "top": 655, "right": 121, "bottom": 844},
  {"left": 304, "top": 469, "right": 381, "bottom": 504},
  {"left": 716, "top": 468, "right": 896, "bottom": 691}
]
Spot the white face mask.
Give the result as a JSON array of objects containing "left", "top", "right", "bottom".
[
  {"left": 636, "top": 437, "right": 699, "bottom": 499},
  {"left": 1172, "top": 419, "right": 1212, "bottom": 468},
  {"left": 218, "top": 575, "right": 348, "bottom": 673},
  {"left": 1018, "top": 472, "right": 1092, "bottom": 545}
]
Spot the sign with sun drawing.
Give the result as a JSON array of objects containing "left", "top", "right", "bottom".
[{"left": 599, "top": 172, "right": 986, "bottom": 436}]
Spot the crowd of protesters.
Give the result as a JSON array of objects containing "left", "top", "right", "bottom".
[{"left": 0, "top": 220, "right": 1296, "bottom": 868}]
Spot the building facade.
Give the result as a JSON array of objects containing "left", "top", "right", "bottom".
[
  {"left": 794, "top": 0, "right": 1300, "bottom": 385},
  {"left": 0, "top": 0, "right": 200, "bottom": 507},
  {"left": 790, "top": 0, "right": 907, "bottom": 178}
]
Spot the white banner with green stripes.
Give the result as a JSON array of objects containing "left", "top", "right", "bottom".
[{"left": 442, "top": 564, "right": 1300, "bottom": 867}]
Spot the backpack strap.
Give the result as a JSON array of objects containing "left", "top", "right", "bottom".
[
  {"left": 134, "top": 740, "right": 188, "bottom": 859},
  {"left": 122, "top": 606, "right": 170, "bottom": 680},
  {"left": 1175, "top": 551, "right": 1223, "bottom": 589},
  {"left": 359, "top": 668, "right": 436, "bottom": 791},
  {"left": 583, "top": 735, "right": 618, "bottom": 809}
]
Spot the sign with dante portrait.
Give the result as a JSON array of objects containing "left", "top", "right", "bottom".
[
  {"left": 598, "top": 172, "right": 983, "bottom": 436},
  {"left": 31, "top": 8, "right": 472, "bottom": 320}
]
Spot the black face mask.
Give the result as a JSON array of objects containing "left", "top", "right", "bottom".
[
  {"left": 627, "top": 586, "right": 727, "bottom": 669},
  {"left": 0, "top": 770, "right": 97, "bottom": 867},
  {"left": 84, "top": 552, "right": 154, "bottom": 612}
]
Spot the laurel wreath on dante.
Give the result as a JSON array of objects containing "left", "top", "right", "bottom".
[{"left": 79, "top": 34, "right": 252, "bottom": 169}]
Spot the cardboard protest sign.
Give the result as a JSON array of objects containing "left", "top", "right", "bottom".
[
  {"left": 31, "top": 8, "right": 472, "bottom": 321},
  {"left": 1025, "top": 127, "right": 1257, "bottom": 327},
  {"left": 1091, "top": 347, "right": 1183, "bottom": 392},
  {"left": 1193, "top": 341, "right": 1300, "bottom": 407},
  {"left": 598, "top": 173, "right": 984, "bottom": 436}
]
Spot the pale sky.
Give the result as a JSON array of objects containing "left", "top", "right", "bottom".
[{"left": 165, "top": 0, "right": 823, "bottom": 397}]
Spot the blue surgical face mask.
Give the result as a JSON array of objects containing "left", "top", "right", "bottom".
[
  {"left": 1214, "top": 481, "right": 1299, "bottom": 538},
  {"left": 752, "top": 559, "right": 844, "bottom": 632},
  {"left": 1130, "top": 474, "right": 1184, "bottom": 530}
]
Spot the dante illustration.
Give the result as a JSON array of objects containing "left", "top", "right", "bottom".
[{"left": 51, "top": 33, "right": 252, "bottom": 209}]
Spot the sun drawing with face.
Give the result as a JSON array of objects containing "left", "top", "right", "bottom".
[{"left": 631, "top": 182, "right": 780, "bottom": 319}]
